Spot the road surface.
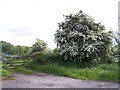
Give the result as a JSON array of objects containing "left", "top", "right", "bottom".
[{"left": 1, "top": 73, "right": 120, "bottom": 88}]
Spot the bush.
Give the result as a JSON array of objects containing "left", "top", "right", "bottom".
[
  {"left": 54, "top": 10, "right": 113, "bottom": 64},
  {"left": 35, "top": 51, "right": 63, "bottom": 63}
]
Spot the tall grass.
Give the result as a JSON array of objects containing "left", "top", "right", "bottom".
[
  {"left": 2, "top": 69, "right": 12, "bottom": 80},
  {"left": 1, "top": 58, "right": 119, "bottom": 82},
  {"left": 14, "top": 67, "right": 32, "bottom": 74},
  {"left": 26, "top": 62, "right": 119, "bottom": 82}
]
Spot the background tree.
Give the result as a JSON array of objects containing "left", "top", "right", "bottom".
[
  {"left": 0, "top": 41, "right": 30, "bottom": 56},
  {"left": 55, "top": 10, "right": 113, "bottom": 63},
  {"left": 29, "top": 39, "right": 47, "bottom": 63},
  {"left": 15, "top": 45, "right": 30, "bottom": 55},
  {"left": 1, "top": 41, "right": 14, "bottom": 54}
]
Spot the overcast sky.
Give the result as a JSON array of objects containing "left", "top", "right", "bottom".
[{"left": 0, "top": 0, "right": 119, "bottom": 49}]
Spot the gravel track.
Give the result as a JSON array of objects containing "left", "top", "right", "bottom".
[{"left": 1, "top": 73, "right": 119, "bottom": 88}]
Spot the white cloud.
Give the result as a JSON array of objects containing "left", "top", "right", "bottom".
[{"left": 0, "top": 0, "right": 119, "bottom": 49}]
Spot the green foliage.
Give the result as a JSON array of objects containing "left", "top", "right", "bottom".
[{"left": 54, "top": 10, "right": 113, "bottom": 63}]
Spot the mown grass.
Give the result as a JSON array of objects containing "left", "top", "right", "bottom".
[{"left": 26, "top": 62, "right": 119, "bottom": 82}]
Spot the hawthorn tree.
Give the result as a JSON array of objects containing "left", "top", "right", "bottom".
[{"left": 54, "top": 10, "right": 113, "bottom": 63}]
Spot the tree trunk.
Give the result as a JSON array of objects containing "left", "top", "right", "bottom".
[{"left": 32, "top": 54, "right": 36, "bottom": 63}]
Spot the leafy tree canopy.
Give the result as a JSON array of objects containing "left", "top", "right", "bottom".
[
  {"left": 29, "top": 39, "right": 47, "bottom": 54},
  {"left": 55, "top": 10, "right": 113, "bottom": 63},
  {"left": 0, "top": 41, "right": 30, "bottom": 55}
]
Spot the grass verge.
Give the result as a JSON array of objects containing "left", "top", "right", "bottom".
[
  {"left": 26, "top": 62, "right": 119, "bottom": 82},
  {"left": 2, "top": 69, "right": 12, "bottom": 80},
  {"left": 13, "top": 67, "right": 32, "bottom": 74}
]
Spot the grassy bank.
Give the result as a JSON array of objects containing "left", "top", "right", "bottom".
[{"left": 26, "top": 62, "right": 119, "bottom": 82}]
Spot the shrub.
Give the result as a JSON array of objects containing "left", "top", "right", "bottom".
[
  {"left": 35, "top": 51, "right": 63, "bottom": 63},
  {"left": 54, "top": 10, "right": 113, "bottom": 64}
]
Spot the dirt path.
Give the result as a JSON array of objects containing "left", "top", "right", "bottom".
[{"left": 1, "top": 73, "right": 119, "bottom": 88}]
